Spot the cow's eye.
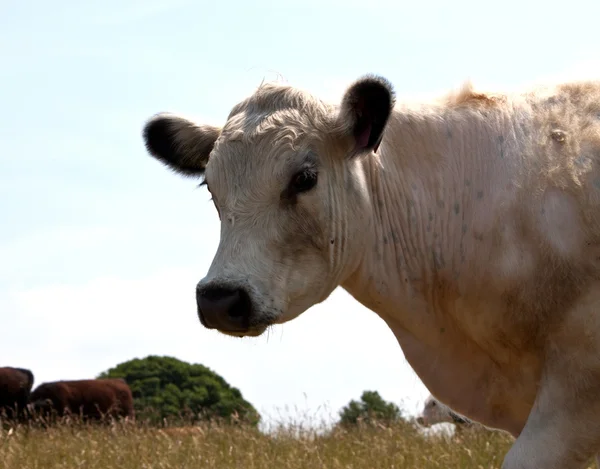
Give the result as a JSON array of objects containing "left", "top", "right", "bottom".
[{"left": 290, "top": 169, "right": 318, "bottom": 194}]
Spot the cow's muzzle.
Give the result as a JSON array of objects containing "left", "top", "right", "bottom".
[{"left": 196, "top": 283, "right": 253, "bottom": 335}]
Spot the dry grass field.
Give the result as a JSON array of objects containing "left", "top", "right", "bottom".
[
  {"left": 3, "top": 414, "right": 585, "bottom": 469},
  {"left": 1, "top": 415, "right": 598, "bottom": 469}
]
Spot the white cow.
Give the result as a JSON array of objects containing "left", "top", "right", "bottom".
[
  {"left": 142, "top": 74, "right": 600, "bottom": 468},
  {"left": 417, "top": 395, "right": 473, "bottom": 430}
]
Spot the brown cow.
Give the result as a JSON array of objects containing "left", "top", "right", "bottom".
[
  {"left": 28, "top": 378, "right": 134, "bottom": 423},
  {"left": 0, "top": 367, "right": 34, "bottom": 423}
]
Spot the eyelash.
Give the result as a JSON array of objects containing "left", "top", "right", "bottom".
[{"left": 199, "top": 179, "right": 213, "bottom": 201}]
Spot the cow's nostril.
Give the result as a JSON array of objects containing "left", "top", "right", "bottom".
[
  {"left": 201, "top": 286, "right": 235, "bottom": 302},
  {"left": 228, "top": 289, "right": 251, "bottom": 318},
  {"left": 196, "top": 284, "right": 252, "bottom": 331}
]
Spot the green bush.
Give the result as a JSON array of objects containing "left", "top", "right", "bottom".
[
  {"left": 338, "top": 390, "right": 404, "bottom": 427},
  {"left": 98, "top": 355, "right": 260, "bottom": 427}
]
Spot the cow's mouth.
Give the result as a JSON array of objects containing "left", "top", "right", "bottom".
[
  {"left": 216, "top": 325, "right": 268, "bottom": 338},
  {"left": 416, "top": 417, "right": 428, "bottom": 426},
  {"left": 197, "top": 307, "right": 267, "bottom": 338}
]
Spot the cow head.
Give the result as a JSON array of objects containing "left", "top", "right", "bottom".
[
  {"left": 416, "top": 396, "right": 471, "bottom": 427},
  {"left": 142, "top": 75, "right": 395, "bottom": 337},
  {"left": 28, "top": 398, "right": 53, "bottom": 415}
]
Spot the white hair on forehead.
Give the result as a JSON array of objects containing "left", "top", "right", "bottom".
[{"left": 226, "top": 81, "right": 333, "bottom": 127}]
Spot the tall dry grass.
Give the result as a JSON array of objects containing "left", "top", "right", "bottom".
[{"left": 0, "top": 415, "right": 596, "bottom": 469}]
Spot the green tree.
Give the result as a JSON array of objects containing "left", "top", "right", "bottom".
[
  {"left": 338, "top": 390, "right": 403, "bottom": 427},
  {"left": 98, "top": 355, "right": 260, "bottom": 426}
]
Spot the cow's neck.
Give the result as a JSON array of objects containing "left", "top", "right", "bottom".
[
  {"left": 340, "top": 109, "right": 472, "bottom": 331},
  {"left": 339, "top": 107, "right": 532, "bottom": 436}
]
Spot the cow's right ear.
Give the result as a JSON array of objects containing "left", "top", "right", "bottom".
[
  {"left": 142, "top": 113, "right": 221, "bottom": 177},
  {"left": 335, "top": 74, "right": 396, "bottom": 158}
]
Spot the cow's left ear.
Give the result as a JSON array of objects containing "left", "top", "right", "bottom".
[
  {"left": 336, "top": 75, "right": 396, "bottom": 157},
  {"left": 143, "top": 113, "right": 221, "bottom": 178}
]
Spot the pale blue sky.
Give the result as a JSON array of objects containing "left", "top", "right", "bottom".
[{"left": 2, "top": 0, "right": 600, "bottom": 428}]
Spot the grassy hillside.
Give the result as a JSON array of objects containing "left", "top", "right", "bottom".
[
  {"left": 0, "top": 416, "right": 559, "bottom": 469},
  {"left": 3, "top": 413, "right": 599, "bottom": 469}
]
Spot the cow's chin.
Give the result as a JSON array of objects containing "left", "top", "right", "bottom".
[{"left": 216, "top": 326, "right": 268, "bottom": 338}]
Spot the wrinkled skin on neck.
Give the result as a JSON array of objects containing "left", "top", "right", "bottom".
[{"left": 342, "top": 106, "right": 542, "bottom": 436}]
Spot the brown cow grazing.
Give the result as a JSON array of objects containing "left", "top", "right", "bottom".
[
  {"left": 28, "top": 378, "right": 134, "bottom": 423},
  {"left": 0, "top": 367, "right": 34, "bottom": 423}
]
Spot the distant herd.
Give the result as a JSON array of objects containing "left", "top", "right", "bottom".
[
  {"left": 0, "top": 366, "right": 134, "bottom": 426},
  {"left": 1, "top": 364, "right": 481, "bottom": 436}
]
